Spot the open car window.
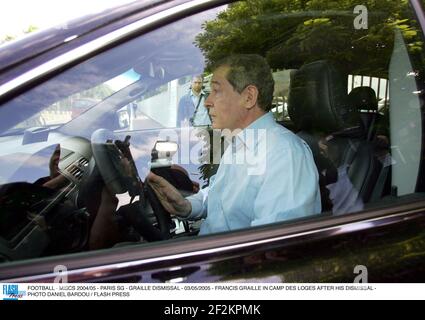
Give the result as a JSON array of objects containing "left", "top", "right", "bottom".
[{"left": 0, "top": 0, "right": 424, "bottom": 267}]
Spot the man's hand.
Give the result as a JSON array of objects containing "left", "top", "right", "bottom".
[
  {"left": 146, "top": 172, "right": 191, "bottom": 217},
  {"left": 89, "top": 186, "right": 120, "bottom": 250}
]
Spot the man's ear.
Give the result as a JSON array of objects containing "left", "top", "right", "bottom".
[{"left": 243, "top": 85, "right": 259, "bottom": 110}]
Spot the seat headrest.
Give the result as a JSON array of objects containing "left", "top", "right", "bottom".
[
  {"left": 346, "top": 86, "right": 379, "bottom": 140},
  {"left": 288, "top": 60, "right": 350, "bottom": 132},
  {"left": 347, "top": 86, "right": 378, "bottom": 112}
]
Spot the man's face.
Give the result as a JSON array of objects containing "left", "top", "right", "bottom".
[
  {"left": 191, "top": 77, "right": 203, "bottom": 94},
  {"left": 205, "top": 66, "right": 247, "bottom": 131}
]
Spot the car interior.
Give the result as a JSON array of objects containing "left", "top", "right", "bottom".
[
  {"left": 0, "top": 2, "right": 424, "bottom": 267},
  {"left": 288, "top": 60, "right": 390, "bottom": 214}
]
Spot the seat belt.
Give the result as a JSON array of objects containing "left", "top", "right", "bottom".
[
  {"left": 370, "top": 155, "right": 391, "bottom": 201},
  {"left": 190, "top": 94, "right": 203, "bottom": 126}
]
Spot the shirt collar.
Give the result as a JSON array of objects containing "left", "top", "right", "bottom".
[{"left": 190, "top": 90, "right": 205, "bottom": 98}]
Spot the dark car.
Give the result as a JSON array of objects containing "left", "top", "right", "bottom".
[{"left": 1, "top": 0, "right": 425, "bottom": 283}]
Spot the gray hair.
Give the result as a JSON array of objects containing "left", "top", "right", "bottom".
[{"left": 213, "top": 54, "right": 274, "bottom": 111}]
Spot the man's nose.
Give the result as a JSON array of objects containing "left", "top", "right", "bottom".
[{"left": 204, "top": 95, "right": 212, "bottom": 109}]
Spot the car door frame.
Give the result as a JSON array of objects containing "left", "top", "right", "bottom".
[{"left": 1, "top": 0, "right": 425, "bottom": 283}]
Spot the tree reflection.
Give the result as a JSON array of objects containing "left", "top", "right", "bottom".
[{"left": 196, "top": 0, "right": 423, "bottom": 77}]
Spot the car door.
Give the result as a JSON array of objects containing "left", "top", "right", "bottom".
[{"left": 1, "top": 0, "right": 425, "bottom": 283}]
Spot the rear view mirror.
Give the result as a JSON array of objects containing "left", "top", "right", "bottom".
[
  {"left": 117, "top": 109, "right": 130, "bottom": 129},
  {"left": 22, "top": 127, "right": 49, "bottom": 145},
  {"left": 134, "top": 62, "right": 165, "bottom": 79}
]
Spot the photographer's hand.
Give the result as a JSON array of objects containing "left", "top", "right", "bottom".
[{"left": 89, "top": 186, "right": 120, "bottom": 250}]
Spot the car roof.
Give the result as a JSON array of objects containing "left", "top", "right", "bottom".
[{"left": 0, "top": 0, "right": 189, "bottom": 83}]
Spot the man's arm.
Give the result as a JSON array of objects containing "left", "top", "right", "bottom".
[
  {"left": 89, "top": 187, "right": 120, "bottom": 250},
  {"left": 252, "top": 146, "right": 321, "bottom": 226},
  {"left": 185, "top": 186, "right": 209, "bottom": 220}
]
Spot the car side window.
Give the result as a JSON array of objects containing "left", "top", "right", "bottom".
[{"left": 0, "top": 0, "right": 424, "bottom": 266}]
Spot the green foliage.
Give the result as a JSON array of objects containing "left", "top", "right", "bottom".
[
  {"left": 195, "top": 0, "right": 423, "bottom": 77},
  {"left": 1, "top": 35, "right": 15, "bottom": 44},
  {"left": 23, "top": 25, "right": 38, "bottom": 34},
  {"left": 1, "top": 24, "right": 38, "bottom": 45}
]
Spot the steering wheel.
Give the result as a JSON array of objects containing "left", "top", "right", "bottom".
[{"left": 90, "top": 128, "right": 172, "bottom": 240}]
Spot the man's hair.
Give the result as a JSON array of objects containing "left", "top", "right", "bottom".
[
  {"left": 213, "top": 54, "right": 275, "bottom": 111},
  {"left": 192, "top": 75, "right": 203, "bottom": 82}
]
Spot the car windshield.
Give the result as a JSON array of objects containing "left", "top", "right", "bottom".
[
  {"left": 2, "top": 69, "right": 141, "bottom": 136},
  {"left": 0, "top": 8, "right": 210, "bottom": 137}
]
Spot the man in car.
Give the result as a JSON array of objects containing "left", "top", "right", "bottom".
[{"left": 147, "top": 54, "right": 321, "bottom": 235}]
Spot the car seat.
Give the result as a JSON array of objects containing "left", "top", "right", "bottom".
[{"left": 288, "top": 60, "right": 386, "bottom": 214}]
